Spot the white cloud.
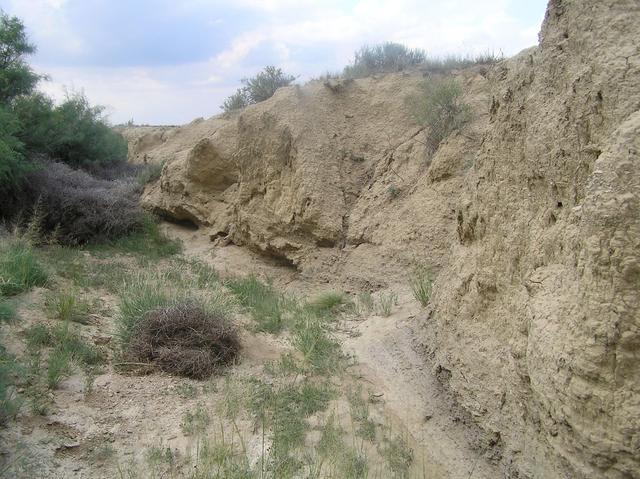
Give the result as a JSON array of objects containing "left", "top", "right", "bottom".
[{"left": 6, "top": 0, "right": 547, "bottom": 124}]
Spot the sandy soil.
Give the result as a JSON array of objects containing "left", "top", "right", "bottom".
[{"left": 0, "top": 223, "right": 498, "bottom": 478}]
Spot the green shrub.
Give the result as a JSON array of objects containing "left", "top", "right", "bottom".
[
  {"left": 222, "top": 66, "right": 295, "bottom": 112},
  {"left": 221, "top": 90, "right": 249, "bottom": 112},
  {"left": 51, "top": 92, "right": 126, "bottom": 167},
  {"left": 0, "top": 105, "right": 28, "bottom": 202},
  {"left": 408, "top": 77, "right": 471, "bottom": 153},
  {"left": 409, "top": 266, "right": 433, "bottom": 307},
  {"left": 0, "top": 240, "right": 48, "bottom": 295},
  {"left": 343, "top": 42, "right": 426, "bottom": 79},
  {"left": 0, "top": 11, "right": 40, "bottom": 104}
]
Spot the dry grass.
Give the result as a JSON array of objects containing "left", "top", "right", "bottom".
[{"left": 126, "top": 302, "right": 240, "bottom": 379}]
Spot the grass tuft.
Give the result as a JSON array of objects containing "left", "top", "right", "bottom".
[
  {"left": 0, "top": 298, "right": 17, "bottom": 323},
  {"left": 377, "top": 291, "right": 397, "bottom": 317},
  {"left": 0, "top": 240, "right": 48, "bottom": 295},
  {"left": 227, "top": 276, "right": 284, "bottom": 333},
  {"left": 409, "top": 266, "right": 433, "bottom": 307},
  {"left": 88, "top": 215, "right": 182, "bottom": 260},
  {"left": 45, "top": 289, "right": 94, "bottom": 324}
]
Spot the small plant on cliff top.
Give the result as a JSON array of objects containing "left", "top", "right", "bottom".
[{"left": 222, "top": 66, "right": 296, "bottom": 112}]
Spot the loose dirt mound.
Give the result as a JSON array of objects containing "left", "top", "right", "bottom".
[{"left": 127, "top": 302, "right": 240, "bottom": 379}]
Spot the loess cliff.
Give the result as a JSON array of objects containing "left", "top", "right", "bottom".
[{"left": 124, "top": 0, "right": 640, "bottom": 477}]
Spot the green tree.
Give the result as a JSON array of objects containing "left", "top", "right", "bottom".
[
  {"left": 0, "top": 11, "right": 41, "bottom": 104},
  {"left": 0, "top": 105, "right": 26, "bottom": 193}
]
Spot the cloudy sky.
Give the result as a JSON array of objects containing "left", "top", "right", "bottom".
[{"left": 1, "top": 0, "right": 548, "bottom": 125}]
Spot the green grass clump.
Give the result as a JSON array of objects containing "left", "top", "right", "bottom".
[
  {"left": 0, "top": 240, "right": 48, "bottom": 295},
  {"left": 0, "top": 298, "right": 17, "bottom": 323},
  {"left": 377, "top": 291, "right": 397, "bottom": 317},
  {"left": 355, "top": 291, "right": 374, "bottom": 315},
  {"left": 249, "top": 379, "right": 333, "bottom": 477},
  {"left": 115, "top": 276, "right": 172, "bottom": 350},
  {"left": 180, "top": 403, "right": 211, "bottom": 436},
  {"left": 88, "top": 216, "right": 182, "bottom": 260},
  {"left": 227, "top": 276, "right": 284, "bottom": 333},
  {"left": 409, "top": 266, "right": 433, "bottom": 307},
  {"left": 0, "top": 344, "right": 21, "bottom": 426},
  {"left": 378, "top": 434, "right": 413, "bottom": 478},
  {"left": 137, "top": 159, "right": 166, "bottom": 186},
  {"left": 291, "top": 312, "right": 341, "bottom": 373},
  {"left": 24, "top": 324, "right": 53, "bottom": 349},
  {"left": 305, "top": 292, "right": 347, "bottom": 317},
  {"left": 45, "top": 290, "right": 94, "bottom": 324},
  {"left": 45, "top": 324, "right": 104, "bottom": 389},
  {"left": 46, "top": 347, "right": 72, "bottom": 389}
]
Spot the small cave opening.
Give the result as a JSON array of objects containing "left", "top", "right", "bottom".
[{"left": 157, "top": 212, "right": 199, "bottom": 230}]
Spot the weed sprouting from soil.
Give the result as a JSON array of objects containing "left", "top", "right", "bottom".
[
  {"left": 409, "top": 266, "right": 433, "bottom": 307},
  {"left": 227, "top": 276, "right": 284, "bottom": 333}
]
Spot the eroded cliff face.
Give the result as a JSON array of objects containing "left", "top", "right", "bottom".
[
  {"left": 134, "top": 69, "right": 491, "bottom": 287},
  {"left": 427, "top": 1, "right": 640, "bottom": 477},
  {"left": 126, "top": 1, "right": 639, "bottom": 476}
]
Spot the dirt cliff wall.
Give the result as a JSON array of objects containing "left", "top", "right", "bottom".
[{"left": 427, "top": 1, "right": 640, "bottom": 477}]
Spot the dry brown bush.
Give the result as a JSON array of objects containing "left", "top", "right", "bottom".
[{"left": 126, "top": 302, "right": 240, "bottom": 379}]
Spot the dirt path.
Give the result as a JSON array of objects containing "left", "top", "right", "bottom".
[{"left": 165, "top": 223, "right": 500, "bottom": 479}]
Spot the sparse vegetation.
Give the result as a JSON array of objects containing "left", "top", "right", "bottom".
[
  {"left": 45, "top": 289, "right": 94, "bottom": 324},
  {"left": 409, "top": 266, "right": 433, "bottom": 307},
  {"left": 227, "top": 275, "right": 284, "bottom": 333},
  {"left": 0, "top": 239, "right": 48, "bottom": 295},
  {"left": 222, "top": 66, "right": 296, "bottom": 112},
  {"left": 0, "top": 344, "right": 20, "bottom": 426},
  {"left": 137, "top": 159, "right": 166, "bottom": 185},
  {"left": 181, "top": 403, "right": 211, "bottom": 435},
  {"left": 343, "top": 42, "right": 426, "bottom": 79},
  {"left": 408, "top": 77, "right": 472, "bottom": 153},
  {"left": 0, "top": 298, "right": 16, "bottom": 323},
  {"left": 92, "top": 215, "right": 182, "bottom": 259},
  {"left": 377, "top": 291, "right": 398, "bottom": 317}
]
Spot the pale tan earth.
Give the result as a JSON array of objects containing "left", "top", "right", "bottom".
[
  {"left": 0, "top": 224, "right": 500, "bottom": 479},
  {"left": 127, "top": 0, "right": 640, "bottom": 478}
]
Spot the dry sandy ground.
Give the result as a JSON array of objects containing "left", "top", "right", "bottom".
[{"left": 0, "top": 223, "right": 498, "bottom": 478}]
